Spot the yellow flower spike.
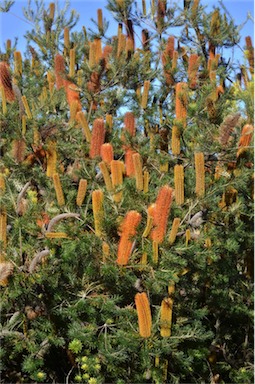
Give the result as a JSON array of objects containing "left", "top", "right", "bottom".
[
  {"left": 77, "top": 69, "right": 83, "bottom": 87},
  {"left": 117, "top": 34, "right": 126, "bottom": 58},
  {"left": 171, "top": 125, "right": 180, "bottom": 156},
  {"left": 106, "top": 114, "right": 113, "bottom": 132},
  {"left": 195, "top": 152, "right": 205, "bottom": 197},
  {"left": 53, "top": 173, "right": 65, "bottom": 206},
  {"left": 143, "top": 171, "right": 149, "bottom": 193},
  {"left": 21, "top": 96, "right": 32, "bottom": 119},
  {"left": 97, "top": 8, "right": 103, "bottom": 31},
  {"left": 135, "top": 292, "right": 152, "bottom": 338},
  {"left": 46, "top": 140, "right": 57, "bottom": 178},
  {"left": 142, "top": 214, "right": 153, "bottom": 238},
  {"left": 0, "top": 209, "right": 7, "bottom": 251},
  {"left": 155, "top": 356, "right": 160, "bottom": 367},
  {"left": 160, "top": 162, "right": 169, "bottom": 173},
  {"left": 168, "top": 279, "right": 176, "bottom": 296},
  {"left": 99, "top": 161, "right": 113, "bottom": 192},
  {"left": 46, "top": 71, "right": 54, "bottom": 94},
  {"left": 168, "top": 217, "right": 180, "bottom": 245},
  {"left": 141, "top": 80, "right": 150, "bottom": 109},
  {"left": 140, "top": 252, "right": 147, "bottom": 265},
  {"left": 102, "top": 241, "right": 110, "bottom": 262},
  {"left": 76, "top": 179, "right": 88, "bottom": 207},
  {"left": 14, "top": 51, "right": 22, "bottom": 77},
  {"left": 64, "top": 27, "right": 70, "bottom": 56},
  {"left": 110, "top": 160, "right": 123, "bottom": 203},
  {"left": 0, "top": 174, "right": 5, "bottom": 194},
  {"left": 0, "top": 86, "right": 7, "bottom": 115},
  {"left": 174, "top": 164, "right": 184, "bottom": 205},
  {"left": 185, "top": 229, "right": 191, "bottom": 246},
  {"left": 69, "top": 48, "right": 75, "bottom": 77},
  {"left": 160, "top": 297, "right": 173, "bottom": 337},
  {"left": 76, "top": 111, "right": 92, "bottom": 143},
  {"left": 49, "top": 2, "right": 55, "bottom": 19},
  {"left": 152, "top": 240, "right": 159, "bottom": 264},
  {"left": 45, "top": 232, "right": 68, "bottom": 239},
  {"left": 69, "top": 100, "right": 79, "bottom": 122},
  {"left": 132, "top": 153, "right": 143, "bottom": 191},
  {"left": 92, "top": 189, "right": 104, "bottom": 237}
]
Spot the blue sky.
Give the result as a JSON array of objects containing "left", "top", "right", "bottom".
[{"left": 0, "top": 0, "right": 253, "bottom": 64}]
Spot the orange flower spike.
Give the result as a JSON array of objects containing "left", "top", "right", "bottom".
[
  {"left": 76, "top": 179, "right": 88, "bottom": 207},
  {"left": 54, "top": 54, "right": 66, "bottom": 90},
  {"left": 89, "top": 118, "right": 106, "bottom": 159},
  {"left": 188, "top": 54, "right": 200, "bottom": 89},
  {"left": 111, "top": 160, "right": 124, "bottom": 202},
  {"left": 237, "top": 124, "right": 254, "bottom": 157},
  {"left": 124, "top": 112, "right": 136, "bottom": 137},
  {"left": 174, "top": 164, "right": 184, "bottom": 205},
  {"left": 0, "top": 62, "right": 15, "bottom": 102},
  {"left": 151, "top": 186, "right": 173, "bottom": 243},
  {"left": 100, "top": 143, "right": 114, "bottom": 166},
  {"left": 125, "top": 148, "right": 136, "bottom": 177},
  {"left": 171, "top": 126, "right": 181, "bottom": 156},
  {"left": 64, "top": 80, "right": 82, "bottom": 114},
  {"left": 116, "top": 210, "right": 141, "bottom": 265},
  {"left": 135, "top": 292, "right": 152, "bottom": 338}
]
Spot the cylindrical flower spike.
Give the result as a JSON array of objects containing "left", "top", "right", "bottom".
[
  {"left": 0, "top": 209, "right": 7, "bottom": 250},
  {"left": 21, "top": 95, "right": 32, "bottom": 119},
  {"left": 237, "top": 124, "right": 254, "bottom": 158},
  {"left": 111, "top": 160, "right": 124, "bottom": 203},
  {"left": 76, "top": 111, "right": 92, "bottom": 142},
  {"left": 64, "top": 27, "right": 70, "bottom": 56},
  {"left": 76, "top": 179, "right": 87, "bottom": 207},
  {"left": 0, "top": 174, "right": 5, "bottom": 194},
  {"left": 46, "top": 140, "right": 57, "bottom": 178},
  {"left": 69, "top": 48, "right": 75, "bottom": 77},
  {"left": 141, "top": 80, "right": 150, "bottom": 109},
  {"left": 135, "top": 292, "right": 152, "bottom": 338},
  {"left": 117, "top": 34, "right": 126, "bottom": 57},
  {"left": 92, "top": 189, "right": 104, "bottom": 237},
  {"left": 152, "top": 240, "right": 159, "bottom": 264},
  {"left": 185, "top": 229, "right": 191, "bottom": 246},
  {"left": 0, "top": 62, "right": 15, "bottom": 102},
  {"left": 132, "top": 153, "right": 143, "bottom": 191},
  {"left": 245, "top": 36, "right": 254, "bottom": 74},
  {"left": 160, "top": 298, "right": 173, "bottom": 337},
  {"left": 89, "top": 118, "right": 106, "bottom": 159},
  {"left": 174, "top": 164, "right": 184, "bottom": 205},
  {"left": 45, "top": 232, "right": 68, "bottom": 239},
  {"left": 125, "top": 148, "right": 136, "bottom": 177},
  {"left": 14, "top": 51, "right": 22, "bottom": 77},
  {"left": 1, "top": 86, "right": 7, "bottom": 115},
  {"left": 195, "top": 152, "right": 205, "bottom": 197},
  {"left": 175, "top": 82, "right": 188, "bottom": 128},
  {"left": 53, "top": 173, "right": 65, "bottom": 206},
  {"left": 188, "top": 54, "right": 200, "bottom": 89},
  {"left": 64, "top": 80, "right": 82, "bottom": 115},
  {"left": 105, "top": 114, "right": 113, "bottom": 132},
  {"left": 102, "top": 241, "right": 110, "bottom": 262},
  {"left": 99, "top": 161, "right": 113, "bottom": 192},
  {"left": 168, "top": 218, "right": 180, "bottom": 245},
  {"left": 12, "top": 139, "right": 26, "bottom": 163},
  {"left": 124, "top": 112, "right": 136, "bottom": 137},
  {"left": 151, "top": 185, "right": 173, "bottom": 243},
  {"left": 100, "top": 143, "right": 114, "bottom": 166},
  {"left": 142, "top": 204, "right": 155, "bottom": 238},
  {"left": 97, "top": 9, "right": 103, "bottom": 31},
  {"left": 143, "top": 170, "right": 149, "bottom": 193},
  {"left": 171, "top": 126, "right": 181, "bottom": 156},
  {"left": 116, "top": 210, "right": 141, "bottom": 265}
]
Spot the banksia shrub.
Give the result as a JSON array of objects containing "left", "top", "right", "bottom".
[
  {"left": 116, "top": 210, "right": 141, "bottom": 265},
  {"left": 134, "top": 292, "right": 152, "bottom": 338},
  {"left": 89, "top": 118, "right": 106, "bottom": 159},
  {"left": 150, "top": 185, "right": 173, "bottom": 243},
  {"left": 0, "top": 62, "right": 15, "bottom": 102}
]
